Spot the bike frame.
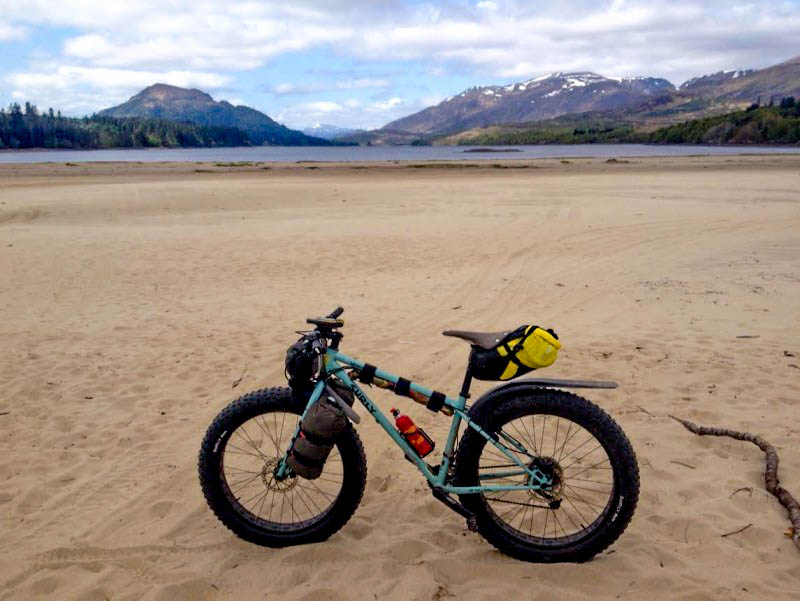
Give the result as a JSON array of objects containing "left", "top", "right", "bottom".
[{"left": 276, "top": 348, "right": 552, "bottom": 494}]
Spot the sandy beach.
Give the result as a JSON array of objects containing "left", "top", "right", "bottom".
[{"left": 1, "top": 155, "right": 800, "bottom": 600}]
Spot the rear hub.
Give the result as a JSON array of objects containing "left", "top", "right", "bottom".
[{"left": 529, "top": 456, "right": 564, "bottom": 504}]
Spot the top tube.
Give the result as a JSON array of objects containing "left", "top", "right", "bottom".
[{"left": 326, "top": 349, "right": 466, "bottom": 413}]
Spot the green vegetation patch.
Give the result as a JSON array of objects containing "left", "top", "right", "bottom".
[
  {"left": 647, "top": 101, "right": 800, "bottom": 145},
  {"left": 1, "top": 102, "right": 250, "bottom": 149}
]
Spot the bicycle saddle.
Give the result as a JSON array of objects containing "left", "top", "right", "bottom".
[{"left": 442, "top": 329, "right": 511, "bottom": 349}]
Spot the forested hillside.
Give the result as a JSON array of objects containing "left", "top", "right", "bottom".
[
  {"left": 0, "top": 103, "right": 251, "bottom": 149},
  {"left": 434, "top": 99, "right": 800, "bottom": 146},
  {"left": 647, "top": 100, "right": 800, "bottom": 144}
]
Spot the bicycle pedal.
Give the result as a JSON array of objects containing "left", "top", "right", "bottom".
[{"left": 467, "top": 516, "right": 478, "bottom": 532}]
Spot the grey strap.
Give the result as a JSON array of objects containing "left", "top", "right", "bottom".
[{"left": 326, "top": 384, "right": 361, "bottom": 424}]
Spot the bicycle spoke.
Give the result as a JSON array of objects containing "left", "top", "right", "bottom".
[
  {"left": 236, "top": 425, "right": 268, "bottom": 460},
  {"left": 566, "top": 458, "right": 612, "bottom": 480},
  {"left": 556, "top": 421, "right": 574, "bottom": 463},
  {"left": 561, "top": 443, "right": 603, "bottom": 471},
  {"left": 540, "top": 415, "right": 547, "bottom": 457},
  {"left": 255, "top": 489, "right": 270, "bottom": 519},
  {"left": 256, "top": 415, "right": 281, "bottom": 455},
  {"left": 564, "top": 485, "right": 607, "bottom": 511},
  {"left": 222, "top": 410, "right": 344, "bottom": 530},
  {"left": 552, "top": 418, "right": 560, "bottom": 457},
  {"left": 225, "top": 466, "right": 260, "bottom": 475},
  {"left": 229, "top": 472, "right": 262, "bottom": 492},
  {"left": 568, "top": 476, "right": 614, "bottom": 486},
  {"left": 542, "top": 507, "right": 549, "bottom": 539},
  {"left": 296, "top": 483, "right": 323, "bottom": 514},
  {"left": 477, "top": 411, "right": 615, "bottom": 543},
  {"left": 225, "top": 442, "right": 263, "bottom": 460},
  {"left": 565, "top": 483, "right": 613, "bottom": 495},
  {"left": 557, "top": 433, "right": 596, "bottom": 464}
]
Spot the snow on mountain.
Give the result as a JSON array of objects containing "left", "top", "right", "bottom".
[
  {"left": 679, "top": 69, "right": 756, "bottom": 90},
  {"left": 382, "top": 72, "right": 676, "bottom": 135}
]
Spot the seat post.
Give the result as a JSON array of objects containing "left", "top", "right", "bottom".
[{"left": 459, "top": 356, "right": 474, "bottom": 401}]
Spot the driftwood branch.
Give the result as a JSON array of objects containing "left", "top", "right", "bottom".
[
  {"left": 720, "top": 523, "right": 752, "bottom": 538},
  {"left": 670, "top": 415, "right": 800, "bottom": 550},
  {"left": 231, "top": 365, "right": 248, "bottom": 389}
]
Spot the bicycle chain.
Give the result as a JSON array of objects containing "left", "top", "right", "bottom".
[
  {"left": 485, "top": 496, "right": 553, "bottom": 509},
  {"left": 479, "top": 464, "right": 557, "bottom": 510}
]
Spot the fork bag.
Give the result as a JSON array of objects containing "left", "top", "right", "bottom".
[{"left": 287, "top": 382, "right": 353, "bottom": 479}]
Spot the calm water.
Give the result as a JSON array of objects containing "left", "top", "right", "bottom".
[{"left": 1, "top": 144, "right": 799, "bottom": 164}]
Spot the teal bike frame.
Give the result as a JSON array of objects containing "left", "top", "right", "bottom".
[{"left": 276, "top": 348, "right": 552, "bottom": 494}]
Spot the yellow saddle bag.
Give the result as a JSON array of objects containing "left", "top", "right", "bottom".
[{"left": 469, "top": 325, "right": 561, "bottom": 381}]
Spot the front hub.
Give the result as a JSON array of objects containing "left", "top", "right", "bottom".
[{"left": 264, "top": 458, "right": 297, "bottom": 492}]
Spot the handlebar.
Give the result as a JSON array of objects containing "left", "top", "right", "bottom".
[{"left": 306, "top": 307, "right": 345, "bottom": 331}]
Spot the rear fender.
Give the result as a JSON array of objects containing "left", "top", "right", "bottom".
[{"left": 466, "top": 377, "right": 617, "bottom": 427}]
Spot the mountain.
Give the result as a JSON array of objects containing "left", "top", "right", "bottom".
[
  {"left": 375, "top": 72, "right": 676, "bottom": 137},
  {"left": 680, "top": 69, "right": 756, "bottom": 91},
  {"left": 677, "top": 55, "right": 800, "bottom": 103},
  {"left": 98, "top": 84, "right": 334, "bottom": 146},
  {"left": 430, "top": 101, "right": 800, "bottom": 147},
  {"left": 349, "top": 56, "right": 800, "bottom": 145},
  {"left": 301, "top": 123, "right": 364, "bottom": 140}
]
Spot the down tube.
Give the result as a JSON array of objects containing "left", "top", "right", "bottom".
[{"left": 331, "top": 360, "right": 438, "bottom": 483}]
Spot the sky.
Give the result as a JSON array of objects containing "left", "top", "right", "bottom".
[{"left": 1, "top": 1, "right": 799, "bottom": 130}]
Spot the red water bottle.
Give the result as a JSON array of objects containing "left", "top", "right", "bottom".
[{"left": 391, "top": 408, "right": 435, "bottom": 457}]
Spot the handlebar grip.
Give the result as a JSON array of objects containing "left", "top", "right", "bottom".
[{"left": 327, "top": 307, "right": 344, "bottom": 319}]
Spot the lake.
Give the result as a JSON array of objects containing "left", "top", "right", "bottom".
[{"left": 1, "top": 144, "right": 799, "bottom": 164}]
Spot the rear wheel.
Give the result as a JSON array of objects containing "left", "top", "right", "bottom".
[
  {"left": 454, "top": 389, "right": 638, "bottom": 562},
  {"left": 198, "top": 387, "right": 367, "bottom": 546}
]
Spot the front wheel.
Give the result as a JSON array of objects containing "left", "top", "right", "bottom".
[
  {"left": 454, "top": 389, "right": 639, "bottom": 562},
  {"left": 198, "top": 387, "right": 367, "bottom": 547}
]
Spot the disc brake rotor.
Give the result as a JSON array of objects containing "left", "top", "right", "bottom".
[
  {"left": 262, "top": 457, "right": 297, "bottom": 493},
  {"left": 529, "top": 456, "right": 564, "bottom": 500}
]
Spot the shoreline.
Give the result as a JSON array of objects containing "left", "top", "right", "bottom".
[
  {"left": 2, "top": 153, "right": 800, "bottom": 178},
  {"left": 2, "top": 140, "right": 800, "bottom": 155},
  {"left": 2, "top": 143, "right": 800, "bottom": 167}
]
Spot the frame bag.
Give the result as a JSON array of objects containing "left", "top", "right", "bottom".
[{"left": 469, "top": 325, "right": 561, "bottom": 381}]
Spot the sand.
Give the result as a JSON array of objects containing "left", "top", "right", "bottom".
[{"left": 1, "top": 155, "right": 800, "bottom": 600}]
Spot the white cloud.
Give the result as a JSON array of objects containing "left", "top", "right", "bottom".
[
  {"left": 271, "top": 78, "right": 390, "bottom": 95},
  {"left": 6, "top": 65, "right": 229, "bottom": 114},
  {"left": 274, "top": 82, "right": 297, "bottom": 94},
  {"left": 0, "top": 21, "right": 28, "bottom": 41},
  {"left": 298, "top": 101, "right": 344, "bottom": 113},
  {"left": 2, "top": 1, "right": 800, "bottom": 121},
  {"left": 276, "top": 95, "right": 420, "bottom": 129},
  {"left": 1, "top": 0, "right": 795, "bottom": 86},
  {"left": 368, "top": 97, "right": 403, "bottom": 111}
]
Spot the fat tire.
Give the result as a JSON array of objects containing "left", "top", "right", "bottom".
[
  {"left": 198, "top": 386, "right": 367, "bottom": 547},
  {"left": 454, "top": 388, "right": 639, "bottom": 562}
]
